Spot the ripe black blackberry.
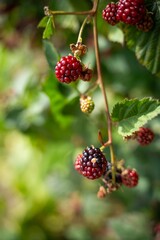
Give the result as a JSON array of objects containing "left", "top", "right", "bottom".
[
  {"left": 136, "top": 127, "right": 154, "bottom": 146},
  {"left": 55, "top": 55, "right": 82, "bottom": 84},
  {"left": 102, "top": 3, "right": 119, "bottom": 26},
  {"left": 76, "top": 146, "right": 107, "bottom": 180},
  {"left": 116, "top": 0, "right": 147, "bottom": 25}
]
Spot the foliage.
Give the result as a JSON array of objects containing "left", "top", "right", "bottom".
[{"left": 0, "top": 0, "right": 160, "bottom": 240}]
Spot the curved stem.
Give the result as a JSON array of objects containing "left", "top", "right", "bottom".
[{"left": 76, "top": 15, "right": 91, "bottom": 43}]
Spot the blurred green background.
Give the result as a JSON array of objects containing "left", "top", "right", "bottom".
[{"left": 0, "top": 0, "right": 160, "bottom": 239}]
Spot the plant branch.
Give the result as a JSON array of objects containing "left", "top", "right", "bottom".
[
  {"left": 76, "top": 15, "right": 91, "bottom": 43},
  {"left": 44, "top": 0, "right": 99, "bottom": 17},
  {"left": 92, "top": 1, "right": 117, "bottom": 183},
  {"left": 92, "top": 11, "right": 112, "bottom": 146}
]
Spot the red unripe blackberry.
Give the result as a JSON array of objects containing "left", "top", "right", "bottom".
[
  {"left": 80, "top": 67, "right": 93, "bottom": 82},
  {"left": 74, "top": 154, "right": 83, "bottom": 174},
  {"left": 122, "top": 168, "right": 139, "bottom": 187},
  {"left": 136, "top": 14, "right": 154, "bottom": 32},
  {"left": 102, "top": 3, "right": 119, "bottom": 26},
  {"left": 136, "top": 127, "right": 154, "bottom": 146},
  {"left": 55, "top": 55, "right": 82, "bottom": 84},
  {"left": 75, "top": 146, "right": 107, "bottom": 180},
  {"left": 116, "top": 0, "right": 147, "bottom": 25}
]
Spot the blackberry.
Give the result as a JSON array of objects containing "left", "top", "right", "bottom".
[
  {"left": 80, "top": 67, "right": 93, "bottom": 82},
  {"left": 80, "top": 95, "right": 95, "bottom": 114},
  {"left": 76, "top": 146, "right": 107, "bottom": 180},
  {"left": 103, "top": 162, "right": 122, "bottom": 184},
  {"left": 116, "top": 0, "right": 147, "bottom": 25},
  {"left": 122, "top": 168, "right": 139, "bottom": 187},
  {"left": 55, "top": 55, "right": 82, "bottom": 84},
  {"left": 136, "top": 127, "right": 154, "bottom": 146},
  {"left": 102, "top": 3, "right": 119, "bottom": 26},
  {"left": 136, "top": 13, "right": 154, "bottom": 32}
]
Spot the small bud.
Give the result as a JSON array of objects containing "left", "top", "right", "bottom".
[{"left": 97, "top": 186, "right": 107, "bottom": 198}]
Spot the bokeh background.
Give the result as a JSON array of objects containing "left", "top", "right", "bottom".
[{"left": 0, "top": 0, "right": 160, "bottom": 239}]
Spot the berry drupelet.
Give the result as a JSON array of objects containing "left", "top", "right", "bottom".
[{"left": 55, "top": 55, "right": 82, "bottom": 84}]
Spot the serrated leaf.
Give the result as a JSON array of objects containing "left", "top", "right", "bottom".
[
  {"left": 119, "top": 0, "right": 160, "bottom": 76},
  {"left": 43, "top": 40, "right": 59, "bottom": 69},
  {"left": 111, "top": 98, "right": 160, "bottom": 136}
]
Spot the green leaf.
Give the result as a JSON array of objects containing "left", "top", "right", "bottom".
[
  {"left": 38, "top": 16, "right": 55, "bottom": 39},
  {"left": 111, "top": 98, "right": 160, "bottom": 136},
  {"left": 119, "top": 0, "right": 160, "bottom": 76},
  {"left": 38, "top": 16, "right": 49, "bottom": 28},
  {"left": 43, "top": 40, "right": 59, "bottom": 69}
]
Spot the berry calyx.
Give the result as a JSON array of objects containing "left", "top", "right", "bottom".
[
  {"left": 80, "top": 95, "right": 95, "bottom": 114},
  {"left": 55, "top": 55, "right": 82, "bottom": 84},
  {"left": 97, "top": 186, "right": 107, "bottom": 198},
  {"left": 136, "top": 127, "right": 154, "bottom": 146},
  {"left": 102, "top": 3, "right": 119, "bottom": 26},
  {"left": 121, "top": 168, "right": 139, "bottom": 187},
  {"left": 116, "top": 0, "right": 147, "bottom": 25},
  {"left": 74, "top": 146, "right": 108, "bottom": 180},
  {"left": 70, "top": 42, "right": 87, "bottom": 57}
]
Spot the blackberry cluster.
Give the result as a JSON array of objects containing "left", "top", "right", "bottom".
[
  {"left": 102, "top": 0, "right": 154, "bottom": 32},
  {"left": 74, "top": 146, "right": 107, "bottom": 180},
  {"left": 55, "top": 55, "right": 82, "bottom": 84},
  {"left": 97, "top": 161, "right": 139, "bottom": 197}
]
